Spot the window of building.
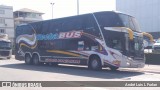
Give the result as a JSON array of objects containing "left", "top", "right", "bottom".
[
  {"left": 0, "top": 18, "right": 5, "bottom": 24},
  {"left": 0, "top": 29, "right": 5, "bottom": 33},
  {"left": 0, "top": 9, "right": 5, "bottom": 14},
  {"left": 32, "top": 13, "right": 36, "bottom": 18}
]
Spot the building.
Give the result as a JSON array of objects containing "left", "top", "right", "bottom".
[
  {"left": 116, "top": 0, "right": 160, "bottom": 39},
  {"left": 0, "top": 5, "right": 14, "bottom": 42},
  {"left": 14, "top": 8, "right": 44, "bottom": 28}
]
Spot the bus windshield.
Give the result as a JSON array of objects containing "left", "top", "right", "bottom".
[
  {"left": 118, "top": 13, "right": 140, "bottom": 32},
  {"left": 102, "top": 30, "right": 125, "bottom": 52},
  {"left": 94, "top": 12, "right": 143, "bottom": 58}
]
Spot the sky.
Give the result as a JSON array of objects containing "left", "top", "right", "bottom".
[{"left": 0, "top": 0, "right": 115, "bottom": 20}]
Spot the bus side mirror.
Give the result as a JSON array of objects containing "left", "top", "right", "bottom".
[
  {"left": 142, "top": 32, "right": 154, "bottom": 43},
  {"left": 121, "top": 27, "right": 134, "bottom": 40}
]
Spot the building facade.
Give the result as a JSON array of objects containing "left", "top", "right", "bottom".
[
  {"left": 0, "top": 5, "right": 14, "bottom": 42},
  {"left": 14, "top": 8, "right": 44, "bottom": 28},
  {"left": 116, "top": 0, "right": 160, "bottom": 38}
]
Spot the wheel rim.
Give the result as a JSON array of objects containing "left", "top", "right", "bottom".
[
  {"left": 25, "top": 56, "right": 31, "bottom": 63},
  {"left": 91, "top": 59, "right": 98, "bottom": 69}
]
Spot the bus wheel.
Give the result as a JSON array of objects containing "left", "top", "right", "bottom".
[
  {"left": 109, "top": 66, "right": 119, "bottom": 71},
  {"left": 32, "top": 54, "right": 40, "bottom": 65},
  {"left": 25, "top": 54, "right": 32, "bottom": 64},
  {"left": 88, "top": 56, "right": 102, "bottom": 70}
]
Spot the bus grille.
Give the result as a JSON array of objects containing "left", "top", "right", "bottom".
[{"left": 0, "top": 51, "right": 9, "bottom": 56}]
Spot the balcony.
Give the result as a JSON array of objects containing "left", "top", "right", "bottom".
[
  {"left": 14, "top": 16, "right": 42, "bottom": 22},
  {"left": 14, "top": 11, "right": 43, "bottom": 22}
]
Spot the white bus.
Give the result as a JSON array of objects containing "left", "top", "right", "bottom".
[{"left": 15, "top": 11, "right": 153, "bottom": 70}]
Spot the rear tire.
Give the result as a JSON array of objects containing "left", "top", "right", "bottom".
[
  {"left": 25, "top": 54, "right": 32, "bottom": 64},
  {"left": 32, "top": 54, "right": 40, "bottom": 65},
  {"left": 109, "top": 66, "right": 119, "bottom": 71},
  {"left": 88, "top": 56, "right": 102, "bottom": 70}
]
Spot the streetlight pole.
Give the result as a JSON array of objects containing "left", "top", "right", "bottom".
[
  {"left": 77, "top": 0, "right": 79, "bottom": 15},
  {"left": 50, "top": 3, "right": 55, "bottom": 19}
]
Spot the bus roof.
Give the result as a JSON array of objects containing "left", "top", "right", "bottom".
[{"left": 17, "top": 11, "right": 135, "bottom": 27}]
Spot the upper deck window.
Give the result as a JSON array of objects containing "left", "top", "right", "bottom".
[
  {"left": 131, "top": 17, "right": 140, "bottom": 32},
  {"left": 94, "top": 12, "right": 123, "bottom": 27},
  {"left": 118, "top": 14, "right": 140, "bottom": 32}
]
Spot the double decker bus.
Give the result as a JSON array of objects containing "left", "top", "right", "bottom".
[{"left": 15, "top": 11, "right": 153, "bottom": 70}]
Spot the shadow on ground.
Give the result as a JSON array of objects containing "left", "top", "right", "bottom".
[{"left": 0, "top": 61, "right": 145, "bottom": 80}]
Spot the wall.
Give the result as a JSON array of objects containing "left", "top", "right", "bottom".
[
  {"left": 116, "top": 0, "right": 160, "bottom": 32},
  {"left": 0, "top": 5, "right": 14, "bottom": 41}
]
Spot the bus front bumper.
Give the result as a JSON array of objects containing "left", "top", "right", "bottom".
[{"left": 123, "top": 59, "right": 145, "bottom": 68}]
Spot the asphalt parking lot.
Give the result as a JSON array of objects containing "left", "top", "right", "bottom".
[{"left": 0, "top": 57, "right": 160, "bottom": 90}]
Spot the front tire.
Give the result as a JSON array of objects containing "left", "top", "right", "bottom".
[
  {"left": 32, "top": 54, "right": 40, "bottom": 65},
  {"left": 109, "top": 66, "right": 119, "bottom": 71},
  {"left": 25, "top": 54, "right": 32, "bottom": 64},
  {"left": 88, "top": 56, "right": 102, "bottom": 70}
]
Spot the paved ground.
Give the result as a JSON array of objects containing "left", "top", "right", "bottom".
[{"left": 0, "top": 57, "right": 160, "bottom": 90}]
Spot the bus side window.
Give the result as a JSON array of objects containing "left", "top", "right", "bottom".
[
  {"left": 78, "top": 41, "right": 84, "bottom": 51},
  {"left": 112, "top": 39, "right": 122, "bottom": 51},
  {"left": 41, "top": 21, "right": 50, "bottom": 34},
  {"left": 50, "top": 21, "right": 63, "bottom": 33},
  {"left": 83, "top": 15, "right": 101, "bottom": 38},
  {"left": 61, "top": 16, "right": 83, "bottom": 32},
  {"left": 83, "top": 38, "right": 99, "bottom": 51}
]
